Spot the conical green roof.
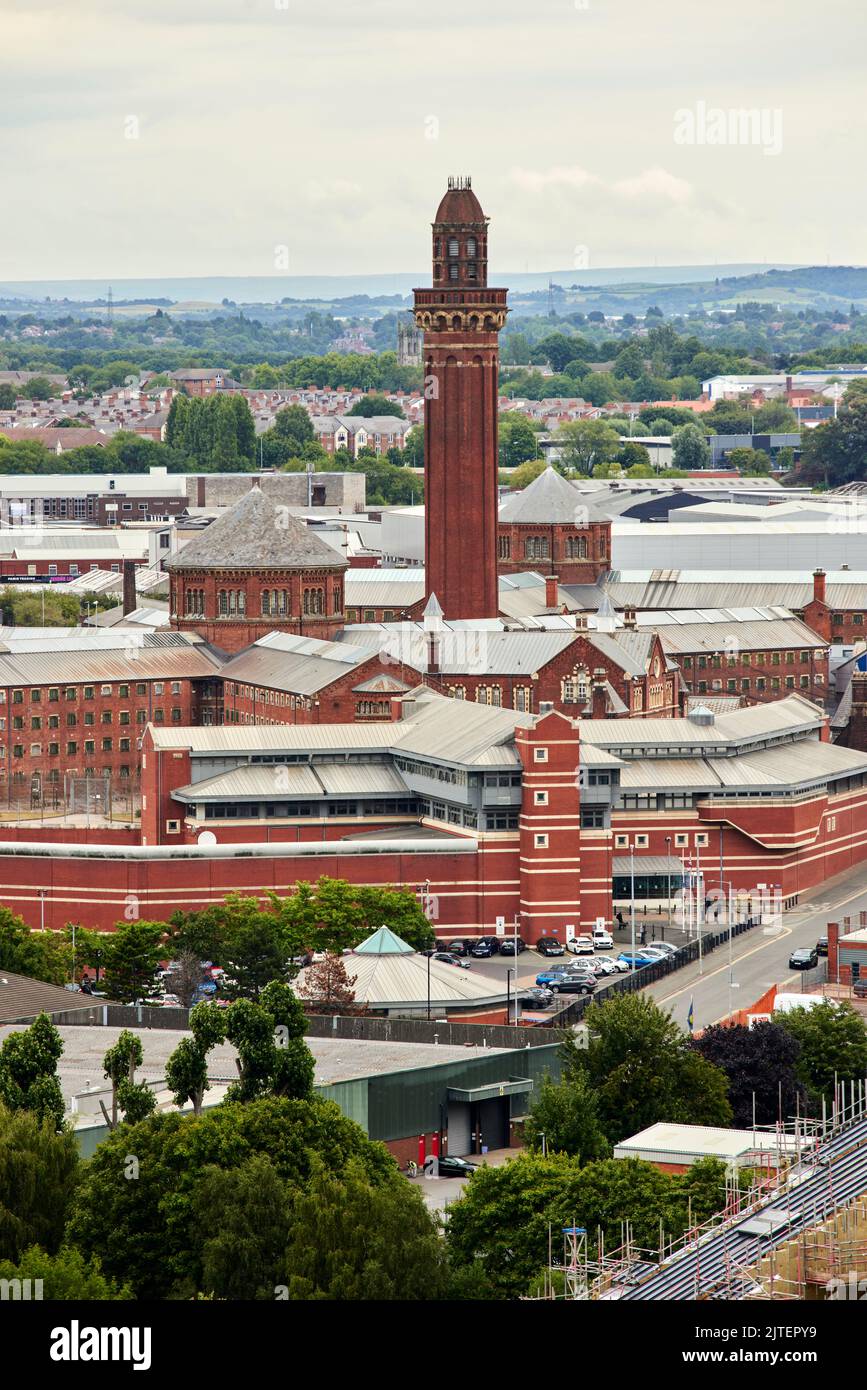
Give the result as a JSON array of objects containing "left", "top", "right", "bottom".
[{"left": 354, "top": 925, "right": 415, "bottom": 955}]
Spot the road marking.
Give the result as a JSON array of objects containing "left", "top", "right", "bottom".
[{"left": 654, "top": 927, "right": 793, "bottom": 1007}]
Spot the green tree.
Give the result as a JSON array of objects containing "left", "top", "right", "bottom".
[
  {"left": 22, "top": 376, "right": 57, "bottom": 401},
  {"left": 616, "top": 441, "right": 652, "bottom": 472},
  {"left": 101, "top": 920, "right": 164, "bottom": 1005},
  {"left": 797, "top": 397, "right": 867, "bottom": 488},
  {"left": 0, "top": 1015, "right": 65, "bottom": 1129},
  {"left": 100, "top": 1030, "right": 157, "bottom": 1129},
  {"left": 403, "top": 424, "right": 424, "bottom": 467},
  {"left": 346, "top": 393, "right": 402, "bottom": 418},
  {"left": 223, "top": 981, "right": 314, "bottom": 1103},
  {"left": 190, "top": 1155, "right": 294, "bottom": 1299},
  {"left": 281, "top": 1158, "right": 447, "bottom": 1300},
  {"left": 503, "top": 457, "right": 547, "bottom": 489},
  {"left": 164, "top": 999, "right": 228, "bottom": 1116},
  {"left": 0, "top": 384, "right": 16, "bottom": 409},
  {"left": 0, "top": 1104, "right": 80, "bottom": 1261},
  {"left": 0, "top": 1245, "right": 131, "bottom": 1300},
  {"left": 66, "top": 1096, "right": 396, "bottom": 1297},
  {"left": 672, "top": 423, "right": 711, "bottom": 471},
  {"left": 272, "top": 403, "right": 314, "bottom": 451},
  {"left": 727, "top": 446, "right": 771, "bottom": 475},
  {"left": 498, "top": 414, "right": 540, "bottom": 469},
  {"left": 523, "top": 1070, "right": 610, "bottom": 1164},
  {"left": 777, "top": 1002, "right": 867, "bottom": 1105},
  {"left": 554, "top": 419, "right": 620, "bottom": 476},
  {"left": 574, "top": 994, "right": 732, "bottom": 1144}
]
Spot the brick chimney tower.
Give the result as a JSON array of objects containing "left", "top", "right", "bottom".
[{"left": 414, "top": 178, "right": 507, "bottom": 620}]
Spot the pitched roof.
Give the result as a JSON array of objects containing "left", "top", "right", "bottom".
[
  {"left": 0, "top": 969, "right": 90, "bottom": 1024},
  {"left": 354, "top": 925, "right": 415, "bottom": 956},
  {"left": 167, "top": 486, "right": 346, "bottom": 572},
  {"left": 498, "top": 466, "right": 606, "bottom": 525}
]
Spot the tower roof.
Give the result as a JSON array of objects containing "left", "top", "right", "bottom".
[
  {"left": 499, "top": 466, "right": 607, "bottom": 525},
  {"left": 168, "top": 486, "right": 346, "bottom": 572},
  {"left": 353, "top": 925, "right": 415, "bottom": 956},
  {"left": 435, "top": 179, "right": 486, "bottom": 224}
]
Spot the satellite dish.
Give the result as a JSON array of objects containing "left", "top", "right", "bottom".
[{"left": 197, "top": 830, "right": 217, "bottom": 847}]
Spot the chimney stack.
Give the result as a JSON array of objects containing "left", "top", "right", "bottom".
[
  {"left": 122, "top": 559, "right": 137, "bottom": 616},
  {"left": 544, "top": 574, "right": 558, "bottom": 608},
  {"left": 813, "top": 568, "right": 827, "bottom": 605},
  {"left": 590, "top": 671, "right": 608, "bottom": 719}
]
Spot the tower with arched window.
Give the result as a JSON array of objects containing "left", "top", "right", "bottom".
[
  {"left": 168, "top": 485, "right": 347, "bottom": 652},
  {"left": 413, "top": 178, "right": 507, "bottom": 619}
]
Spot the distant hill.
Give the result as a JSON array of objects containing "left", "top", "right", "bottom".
[{"left": 0, "top": 264, "right": 800, "bottom": 306}]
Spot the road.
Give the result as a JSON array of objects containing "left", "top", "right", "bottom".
[{"left": 642, "top": 859, "right": 867, "bottom": 1033}]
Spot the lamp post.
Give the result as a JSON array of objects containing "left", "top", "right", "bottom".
[
  {"left": 629, "top": 841, "right": 636, "bottom": 965},
  {"left": 665, "top": 835, "right": 672, "bottom": 939}
]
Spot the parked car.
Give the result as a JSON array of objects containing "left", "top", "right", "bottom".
[
  {"left": 590, "top": 957, "right": 618, "bottom": 977},
  {"left": 617, "top": 951, "right": 661, "bottom": 970},
  {"left": 816, "top": 937, "right": 829, "bottom": 957},
  {"left": 536, "top": 937, "right": 565, "bottom": 956},
  {"left": 549, "top": 971, "right": 596, "bottom": 996},
  {"left": 436, "top": 1155, "right": 478, "bottom": 1178},
  {"left": 431, "top": 951, "right": 470, "bottom": 969},
  {"left": 853, "top": 979, "right": 867, "bottom": 999},
  {"left": 442, "top": 938, "right": 474, "bottom": 957},
  {"left": 789, "top": 947, "right": 818, "bottom": 970},
  {"left": 535, "top": 967, "right": 581, "bottom": 987},
  {"left": 592, "top": 928, "right": 614, "bottom": 950},
  {"left": 518, "top": 986, "right": 554, "bottom": 1008},
  {"left": 609, "top": 957, "right": 632, "bottom": 974},
  {"left": 471, "top": 937, "right": 500, "bottom": 957},
  {"left": 642, "top": 940, "right": 678, "bottom": 957},
  {"left": 498, "top": 936, "right": 527, "bottom": 955},
  {"left": 567, "top": 935, "right": 595, "bottom": 955}
]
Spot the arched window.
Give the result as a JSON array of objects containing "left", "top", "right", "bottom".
[
  {"left": 261, "top": 590, "right": 271, "bottom": 616},
  {"left": 466, "top": 237, "right": 477, "bottom": 257},
  {"left": 448, "top": 237, "right": 459, "bottom": 257}
]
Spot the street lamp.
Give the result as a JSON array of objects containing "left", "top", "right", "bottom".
[{"left": 665, "top": 835, "right": 672, "bottom": 938}]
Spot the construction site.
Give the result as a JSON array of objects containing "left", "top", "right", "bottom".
[{"left": 534, "top": 1082, "right": 867, "bottom": 1302}]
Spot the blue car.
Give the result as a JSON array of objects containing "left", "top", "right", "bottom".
[
  {"left": 535, "top": 967, "right": 580, "bottom": 987},
  {"left": 617, "top": 951, "right": 660, "bottom": 969}
]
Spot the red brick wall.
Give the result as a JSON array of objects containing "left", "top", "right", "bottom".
[
  {"left": 497, "top": 519, "right": 611, "bottom": 584},
  {"left": 171, "top": 566, "right": 346, "bottom": 653}
]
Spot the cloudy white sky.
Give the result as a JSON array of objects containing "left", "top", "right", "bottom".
[{"left": 1, "top": 0, "right": 864, "bottom": 280}]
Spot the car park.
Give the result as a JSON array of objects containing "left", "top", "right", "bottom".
[
  {"left": 853, "top": 979, "right": 867, "bottom": 999},
  {"left": 642, "top": 940, "right": 678, "bottom": 957},
  {"left": 535, "top": 966, "right": 583, "bottom": 987},
  {"left": 498, "top": 936, "right": 527, "bottom": 955},
  {"left": 470, "top": 937, "right": 500, "bottom": 957},
  {"left": 609, "top": 957, "right": 631, "bottom": 973},
  {"left": 442, "top": 939, "right": 474, "bottom": 956},
  {"left": 789, "top": 947, "right": 818, "bottom": 970},
  {"left": 567, "top": 935, "right": 595, "bottom": 955},
  {"left": 536, "top": 937, "right": 565, "bottom": 956},
  {"left": 590, "top": 958, "right": 618, "bottom": 977},
  {"left": 431, "top": 951, "right": 471, "bottom": 969}
]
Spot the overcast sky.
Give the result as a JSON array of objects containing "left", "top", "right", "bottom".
[{"left": 2, "top": 0, "right": 864, "bottom": 280}]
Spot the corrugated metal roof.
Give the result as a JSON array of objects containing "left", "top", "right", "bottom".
[
  {"left": 600, "top": 571, "right": 867, "bottom": 612},
  {"left": 612, "top": 854, "right": 683, "bottom": 875},
  {"left": 296, "top": 951, "right": 506, "bottom": 1008},
  {"left": 655, "top": 617, "right": 824, "bottom": 655},
  {"left": 314, "top": 763, "right": 409, "bottom": 796},
  {"left": 0, "top": 632, "right": 222, "bottom": 684},
  {"left": 579, "top": 693, "right": 824, "bottom": 750},
  {"left": 174, "top": 765, "right": 323, "bottom": 802},
  {"left": 620, "top": 758, "right": 722, "bottom": 789},
  {"left": 220, "top": 633, "right": 379, "bottom": 695}
]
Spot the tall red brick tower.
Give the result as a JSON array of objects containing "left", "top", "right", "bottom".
[{"left": 414, "top": 178, "right": 507, "bottom": 619}]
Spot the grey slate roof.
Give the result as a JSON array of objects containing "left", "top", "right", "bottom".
[
  {"left": 168, "top": 486, "right": 346, "bottom": 572},
  {"left": 498, "top": 466, "right": 606, "bottom": 525}
]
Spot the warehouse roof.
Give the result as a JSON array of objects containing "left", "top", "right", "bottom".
[
  {"left": 174, "top": 761, "right": 411, "bottom": 803},
  {"left": 0, "top": 630, "right": 222, "bottom": 685},
  {"left": 597, "top": 570, "right": 867, "bottom": 612},
  {"left": 168, "top": 485, "right": 346, "bottom": 571},
  {"left": 578, "top": 693, "right": 825, "bottom": 755}
]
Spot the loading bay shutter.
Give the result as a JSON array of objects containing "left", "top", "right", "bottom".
[{"left": 447, "top": 1101, "right": 472, "bottom": 1157}]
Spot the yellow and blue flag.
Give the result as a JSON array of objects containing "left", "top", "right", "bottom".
[{"left": 687, "top": 997, "right": 695, "bottom": 1032}]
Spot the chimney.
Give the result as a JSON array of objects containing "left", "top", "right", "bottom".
[
  {"left": 591, "top": 678, "right": 608, "bottom": 719},
  {"left": 122, "top": 559, "right": 137, "bottom": 616},
  {"left": 813, "top": 568, "right": 826, "bottom": 605},
  {"left": 544, "top": 574, "right": 558, "bottom": 608},
  {"left": 623, "top": 607, "right": 637, "bottom": 629}
]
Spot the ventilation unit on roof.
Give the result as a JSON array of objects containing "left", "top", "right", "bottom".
[{"left": 689, "top": 704, "right": 715, "bottom": 726}]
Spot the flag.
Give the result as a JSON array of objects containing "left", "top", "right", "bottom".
[{"left": 687, "top": 997, "right": 695, "bottom": 1033}]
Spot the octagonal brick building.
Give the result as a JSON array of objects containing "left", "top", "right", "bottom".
[{"left": 168, "top": 485, "right": 347, "bottom": 652}]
